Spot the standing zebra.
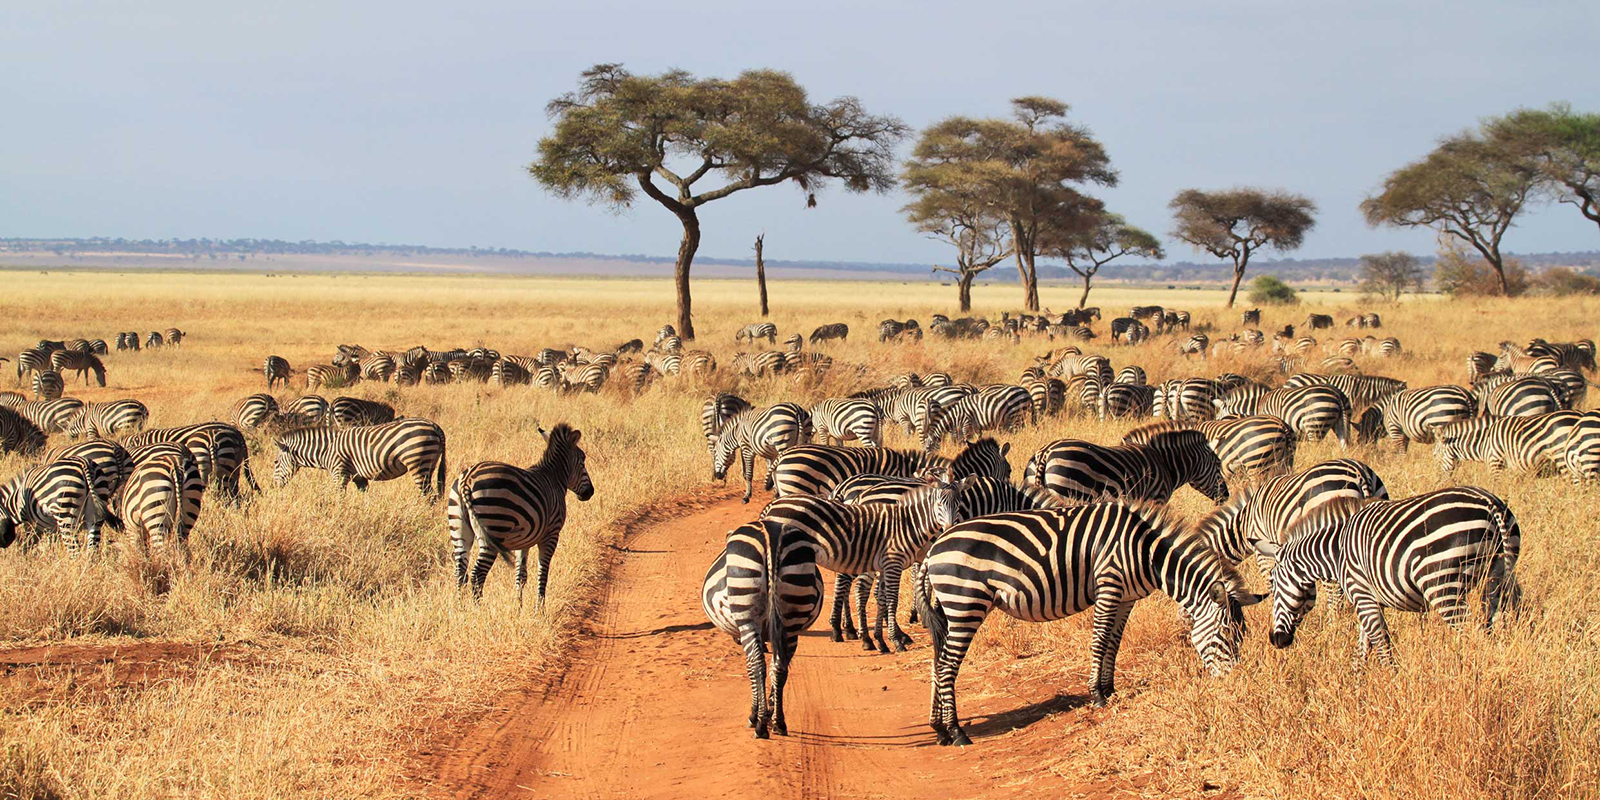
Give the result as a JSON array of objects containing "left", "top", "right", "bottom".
[
  {"left": 1216, "top": 384, "right": 1351, "bottom": 447},
  {"left": 735, "top": 322, "right": 778, "bottom": 344},
  {"left": 358, "top": 353, "right": 397, "bottom": 383},
  {"left": 701, "top": 393, "right": 755, "bottom": 445},
  {"left": 284, "top": 395, "right": 330, "bottom": 426},
  {"left": 48, "top": 438, "right": 135, "bottom": 507},
  {"left": 1194, "top": 458, "right": 1388, "bottom": 574},
  {"left": 1025, "top": 430, "right": 1228, "bottom": 505},
  {"left": 918, "top": 502, "right": 1261, "bottom": 745},
  {"left": 16, "top": 348, "right": 52, "bottom": 387},
  {"left": 0, "top": 407, "right": 47, "bottom": 455},
  {"left": 49, "top": 350, "right": 106, "bottom": 387},
  {"left": 10, "top": 398, "right": 86, "bottom": 434},
  {"left": 64, "top": 399, "right": 150, "bottom": 439},
  {"left": 1474, "top": 376, "right": 1563, "bottom": 418},
  {"left": 1283, "top": 373, "right": 1407, "bottom": 415},
  {"left": 701, "top": 519, "right": 824, "bottom": 738},
  {"left": 1368, "top": 385, "right": 1477, "bottom": 451},
  {"left": 0, "top": 456, "right": 107, "bottom": 551},
  {"left": 32, "top": 371, "right": 64, "bottom": 400},
  {"left": 809, "top": 323, "right": 849, "bottom": 344},
  {"left": 1252, "top": 486, "right": 1521, "bottom": 664},
  {"left": 448, "top": 423, "right": 594, "bottom": 604},
  {"left": 1124, "top": 416, "right": 1297, "bottom": 483},
  {"left": 306, "top": 362, "right": 357, "bottom": 390},
  {"left": 761, "top": 476, "right": 965, "bottom": 653},
  {"left": 125, "top": 423, "right": 259, "bottom": 500},
  {"left": 264, "top": 356, "right": 294, "bottom": 389},
  {"left": 771, "top": 439, "right": 1010, "bottom": 499},
  {"left": 710, "top": 403, "right": 813, "bottom": 503},
  {"left": 1153, "top": 378, "right": 1220, "bottom": 422},
  {"left": 109, "top": 443, "right": 204, "bottom": 561},
  {"left": 230, "top": 393, "right": 281, "bottom": 429},
  {"left": 330, "top": 397, "right": 396, "bottom": 427},
  {"left": 1433, "top": 412, "right": 1580, "bottom": 475},
  {"left": 274, "top": 418, "right": 447, "bottom": 498},
  {"left": 921, "top": 384, "right": 1032, "bottom": 454},
  {"left": 1100, "top": 383, "right": 1155, "bottom": 419},
  {"left": 164, "top": 328, "right": 185, "bottom": 346},
  {"left": 809, "top": 398, "right": 882, "bottom": 448}
]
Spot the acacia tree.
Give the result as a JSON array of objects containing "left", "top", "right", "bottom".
[
  {"left": 1169, "top": 188, "right": 1318, "bottom": 308},
  {"left": 1485, "top": 104, "right": 1600, "bottom": 233},
  {"left": 1043, "top": 211, "right": 1164, "bottom": 308},
  {"left": 1357, "top": 251, "right": 1425, "bottom": 301},
  {"left": 529, "top": 64, "right": 907, "bottom": 339},
  {"left": 1361, "top": 133, "right": 1539, "bottom": 297},
  {"left": 903, "top": 146, "right": 1011, "bottom": 311},
  {"left": 901, "top": 99, "right": 1115, "bottom": 312}
]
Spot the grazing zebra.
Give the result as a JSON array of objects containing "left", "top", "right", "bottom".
[
  {"left": 10, "top": 398, "right": 86, "bottom": 434},
  {"left": 1176, "top": 334, "right": 1209, "bottom": 358},
  {"left": 230, "top": 393, "right": 280, "bottom": 429},
  {"left": 274, "top": 418, "right": 447, "bottom": 498},
  {"left": 921, "top": 385, "right": 1032, "bottom": 453},
  {"left": 1241, "top": 309, "right": 1262, "bottom": 326},
  {"left": 0, "top": 456, "right": 108, "bottom": 551},
  {"left": 710, "top": 403, "right": 813, "bottom": 503},
  {"left": 32, "top": 370, "right": 64, "bottom": 400},
  {"left": 1110, "top": 317, "right": 1149, "bottom": 344},
  {"left": 1126, "top": 416, "right": 1297, "bottom": 482},
  {"left": 701, "top": 519, "right": 824, "bottom": 739},
  {"left": 146, "top": 331, "right": 164, "bottom": 348},
  {"left": 64, "top": 399, "right": 150, "bottom": 439},
  {"left": 15, "top": 348, "right": 52, "bottom": 386},
  {"left": 163, "top": 328, "right": 185, "bottom": 346},
  {"left": 1025, "top": 376, "right": 1068, "bottom": 418},
  {"left": 109, "top": 443, "right": 204, "bottom": 560},
  {"left": 1195, "top": 458, "right": 1387, "bottom": 575},
  {"left": 1153, "top": 378, "right": 1220, "bottom": 422},
  {"left": 305, "top": 362, "right": 357, "bottom": 390},
  {"left": 809, "top": 398, "right": 882, "bottom": 448},
  {"left": 358, "top": 353, "right": 397, "bottom": 383},
  {"left": 809, "top": 323, "right": 849, "bottom": 344},
  {"left": 1164, "top": 310, "right": 1192, "bottom": 331},
  {"left": 264, "top": 356, "right": 294, "bottom": 389},
  {"left": 47, "top": 439, "right": 135, "bottom": 509},
  {"left": 1369, "top": 386, "right": 1477, "bottom": 451},
  {"left": 284, "top": 395, "right": 330, "bottom": 426},
  {"left": 919, "top": 502, "right": 1261, "bottom": 745},
  {"left": 1216, "top": 384, "right": 1351, "bottom": 447},
  {"left": 1434, "top": 412, "right": 1580, "bottom": 475},
  {"left": 771, "top": 439, "right": 1011, "bottom": 499},
  {"left": 1474, "top": 376, "right": 1563, "bottom": 418},
  {"left": 1526, "top": 338, "right": 1596, "bottom": 372},
  {"left": 861, "top": 387, "right": 943, "bottom": 442},
  {"left": 448, "top": 423, "right": 594, "bottom": 604},
  {"left": 735, "top": 322, "right": 778, "bottom": 344},
  {"left": 1252, "top": 486, "right": 1521, "bottom": 664},
  {"left": 781, "top": 333, "right": 803, "bottom": 352},
  {"left": 761, "top": 476, "right": 965, "bottom": 652},
  {"left": 490, "top": 358, "right": 531, "bottom": 387},
  {"left": 701, "top": 393, "right": 756, "bottom": 445},
  {"left": 125, "top": 423, "right": 258, "bottom": 500},
  {"left": 0, "top": 407, "right": 47, "bottom": 455},
  {"left": 1563, "top": 411, "right": 1600, "bottom": 483},
  {"left": 1284, "top": 373, "right": 1407, "bottom": 415},
  {"left": 1302, "top": 314, "right": 1334, "bottom": 330},
  {"left": 878, "top": 319, "right": 921, "bottom": 342},
  {"left": 1115, "top": 366, "right": 1146, "bottom": 385},
  {"left": 1025, "top": 430, "right": 1228, "bottom": 505},
  {"left": 557, "top": 361, "right": 609, "bottom": 393},
  {"left": 619, "top": 362, "right": 653, "bottom": 392},
  {"left": 1275, "top": 335, "right": 1318, "bottom": 360},
  {"left": 1100, "top": 383, "right": 1154, "bottom": 420},
  {"left": 329, "top": 397, "right": 396, "bottom": 427}
]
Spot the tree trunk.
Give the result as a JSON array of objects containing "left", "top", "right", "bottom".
[
  {"left": 1225, "top": 263, "right": 1246, "bottom": 308},
  {"left": 957, "top": 271, "right": 974, "bottom": 312},
  {"left": 1078, "top": 272, "right": 1092, "bottom": 308},
  {"left": 754, "top": 234, "right": 769, "bottom": 317},
  {"left": 1015, "top": 251, "right": 1040, "bottom": 312},
  {"left": 674, "top": 211, "right": 701, "bottom": 339}
]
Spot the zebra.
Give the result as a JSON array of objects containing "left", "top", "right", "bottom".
[
  {"left": 1495, "top": 342, "right": 1560, "bottom": 375},
  {"left": 1216, "top": 384, "right": 1351, "bottom": 447},
  {"left": 1564, "top": 411, "right": 1600, "bottom": 483},
  {"left": 163, "top": 328, "right": 185, "bottom": 346},
  {"left": 124, "top": 423, "right": 259, "bottom": 500},
  {"left": 264, "top": 356, "right": 294, "bottom": 389},
  {"left": 64, "top": 399, "right": 150, "bottom": 439},
  {"left": 15, "top": 348, "right": 52, "bottom": 386},
  {"left": 701, "top": 518, "right": 824, "bottom": 739},
  {"left": 809, "top": 323, "right": 849, "bottom": 344},
  {"left": 448, "top": 423, "right": 594, "bottom": 604},
  {"left": 654, "top": 324, "right": 677, "bottom": 347},
  {"left": 1302, "top": 313, "right": 1334, "bottom": 330},
  {"left": 284, "top": 395, "right": 330, "bottom": 426},
  {"left": 1164, "top": 310, "right": 1192, "bottom": 331},
  {"left": 730, "top": 351, "right": 786, "bottom": 378},
  {"left": 0, "top": 455, "right": 109, "bottom": 551},
  {"left": 1526, "top": 338, "right": 1596, "bottom": 372},
  {"left": 701, "top": 393, "right": 755, "bottom": 445},
  {"left": 491, "top": 358, "right": 532, "bottom": 387},
  {"left": 781, "top": 333, "right": 803, "bottom": 352},
  {"left": 1153, "top": 378, "right": 1220, "bottom": 422},
  {"left": 557, "top": 362, "right": 609, "bottom": 393},
  {"left": 762, "top": 475, "right": 966, "bottom": 653},
  {"left": 1025, "top": 430, "right": 1228, "bottom": 505},
  {"left": 680, "top": 350, "right": 716, "bottom": 376},
  {"left": 921, "top": 385, "right": 1031, "bottom": 454},
  {"left": 329, "top": 397, "right": 396, "bottom": 427},
  {"left": 108, "top": 443, "right": 204, "bottom": 561},
  {"left": 918, "top": 502, "right": 1262, "bottom": 745},
  {"left": 1375, "top": 337, "right": 1401, "bottom": 357},
  {"left": 1100, "top": 383, "right": 1154, "bottom": 420},
  {"left": 1126, "top": 416, "right": 1297, "bottom": 483},
  {"left": 1241, "top": 309, "right": 1262, "bottom": 326},
  {"left": 1115, "top": 365, "right": 1146, "bottom": 385},
  {"left": 1369, "top": 386, "right": 1477, "bottom": 451},
  {"left": 771, "top": 439, "right": 1011, "bottom": 499},
  {"left": 1176, "top": 334, "right": 1209, "bottom": 358},
  {"left": 47, "top": 438, "right": 135, "bottom": 508},
  {"left": 735, "top": 322, "right": 778, "bottom": 344},
  {"left": 1283, "top": 373, "right": 1407, "bottom": 415},
  {"left": 1251, "top": 486, "right": 1521, "bottom": 664},
  {"left": 32, "top": 370, "right": 64, "bottom": 400},
  {"left": 146, "top": 331, "right": 164, "bottom": 348},
  {"left": 0, "top": 407, "right": 47, "bottom": 455},
  {"left": 1434, "top": 412, "right": 1580, "bottom": 475},
  {"left": 1194, "top": 458, "right": 1387, "bottom": 577},
  {"left": 116, "top": 332, "right": 139, "bottom": 351},
  {"left": 861, "top": 387, "right": 944, "bottom": 442},
  {"left": 1110, "top": 317, "right": 1149, "bottom": 344},
  {"left": 231, "top": 393, "right": 281, "bottom": 429},
  {"left": 10, "top": 398, "right": 86, "bottom": 434},
  {"left": 710, "top": 403, "right": 813, "bottom": 503},
  {"left": 809, "top": 399, "right": 882, "bottom": 448},
  {"left": 879, "top": 319, "right": 919, "bottom": 342},
  {"left": 1025, "top": 376, "right": 1068, "bottom": 418},
  {"left": 1474, "top": 376, "right": 1563, "bottom": 418},
  {"left": 306, "top": 362, "right": 357, "bottom": 390},
  {"left": 274, "top": 418, "right": 447, "bottom": 498},
  {"left": 618, "top": 362, "right": 654, "bottom": 393}
]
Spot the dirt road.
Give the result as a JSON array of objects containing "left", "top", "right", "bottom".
[{"left": 424, "top": 490, "right": 1095, "bottom": 799}]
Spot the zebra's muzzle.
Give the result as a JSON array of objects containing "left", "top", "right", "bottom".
[{"left": 1270, "top": 629, "right": 1295, "bottom": 649}]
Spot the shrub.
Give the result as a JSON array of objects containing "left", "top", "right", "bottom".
[
  {"left": 1248, "top": 275, "right": 1299, "bottom": 305},
  {"left": 1535, "top": 267, "right": 1600, "bottom": 296},
  {"left": 1435, "top": 245, "right": 1529, "bottom": 297}
]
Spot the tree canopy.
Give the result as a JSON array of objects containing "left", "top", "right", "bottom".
[
  {"left": 529, "top": 64, "right": 907, "bottom": 338},
  {"left": 1484, "top": 103, "right": 1600, "bottom": 233},
  {"left": 1169, "top": 188, "right": 1317, "bottom": 307},
  {"left": 1357, "top": 251, "right": 1425, "bottom": 301},
  {"left": 1042, "top": 212, "right": 1164, "bottom": 308}
]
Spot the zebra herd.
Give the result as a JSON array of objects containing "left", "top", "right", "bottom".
[{"left": 697, "top": 316, "right": 1589, "bottom": 747}]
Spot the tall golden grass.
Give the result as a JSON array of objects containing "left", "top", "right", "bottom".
[{"left": 0, "top": 269, "right": 1594, "bottom": 798}]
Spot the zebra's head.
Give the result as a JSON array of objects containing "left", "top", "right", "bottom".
[
  {"left": 543, "top": 424, "right": 594, "bottom": 501},
  {"left": 1188, "top": 573, "right": 1260, "bottom": 676},
  {"left": 1433, "top": 437, "right": 1461, "bottom": 473},
  {"left": 272, "top": 438, "right": 303, "bottom": 486},
  {"left": 912, "top": 470, "right": 973, "bottom": 533},
  {"left": 710, "top": 427, "right": 738, "bottom": 482},
  {"left": 1252, "top": 537, "right": 1315, "bottom": 648},
  {"left": 952, "top": 438, "right": 1010, "bottom": 482},
  {"left": 0, "top": 497, "right": 14, "bottom": 548}
]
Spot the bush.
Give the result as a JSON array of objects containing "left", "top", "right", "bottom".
[
  {"left": 1248, "top": 275, "right": 1299, "bottom": 305},
  {"left": 1435, "top": 245, "right": 1529, "bottom": 297},
  {"left": 1535, "top": 267, "right": 1600, "bottom": 297}
]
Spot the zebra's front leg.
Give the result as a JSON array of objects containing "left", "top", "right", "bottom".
[
  {"left": 738, "top": 623, "right": 770, "bottom": 738},
  {"left": 1350, "top": 590, "right": 1394, "bottom": 667},
  {"left": 859, "top": 573, "right": 878, "bottom": 652},
  {"left": 533, "top": 539, "right": 557, "bottom": 610},
  {"left": 768, "top": 632, "right": 792, "bottom": 736},
  {"left": 741, "top": 450, "right": 757, "bottom": 504},
  {"left": 907, "top": 562, "right": 923, "bottom": 626},
  {"left": 829, "top": 573, "right": 854, "bottom": 641},
  {"left": 1088, "top": 590, "right": 1134, "bottom": 706},
  {"left": 879, "top": 560, "right": 912, "bottom": 652}
]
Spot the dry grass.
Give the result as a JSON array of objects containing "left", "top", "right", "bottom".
[{"left": 0, "top": 269, "right": 1595, "bottom": 799}]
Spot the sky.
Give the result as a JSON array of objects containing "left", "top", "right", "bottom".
[{"left": 3, "top": 1, "right": 1597, "bottom": 265}]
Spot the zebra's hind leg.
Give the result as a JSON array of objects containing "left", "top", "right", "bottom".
[
  {"left": 879, "top": 561, "right": 913, "bottom": 652},
  {"left": 1482, "top": 552, "right": 1522, "bottom": 629},
  {"left": 1088, "top": 593, "right": 1134, "bottom": 706},
  {"left": 468, "top": 541, "right": 499, "bottom": 601},
  {"left": 768, "top": 631, "right": 792, "bottom": 736},
  {"left": 906, "top": 563, "right": 923, "bottom": 626},
  {"left": 829, "top": 573, "right": 855, "bottom": 641},
  {"left": 859, "top": 574, "right": 878, "bottom": 652},
  {"left": 1350, "top": 590, "right": 1395, "bottom": 667},
  {"left": 739, "top": 623, "right": 769, "bottom": 738}
]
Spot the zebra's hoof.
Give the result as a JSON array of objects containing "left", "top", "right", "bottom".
[
  {"left": 1089, "top": 689, "right": 1111, "bottom": 707},
  {"left": 740, "top": 497, "right": 750, "bottom": 505},
  {"left": 772, "top": 721, "right": 787, "bottom": 736},
  {"left": 935, "top": 729, "right": 952, "bottom": 746},
  {"left": 893, "top": 640, "right": 909, "bottom": 653},
  {"left": 830, "top": 631, "right": 844, "bottom": 643},
  {"left": 753, "top": 727, "right": 769, "bottom": 740},
  {"left": 950, "top": 728, "right": 972, "bottom": 747}
]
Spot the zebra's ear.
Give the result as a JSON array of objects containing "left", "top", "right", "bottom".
[
  {"left": 537, "top": 425, "right": 549, "bottom": 440},
  {"left": 1000, "top": 442, "right": 1010, "bottom": 457},
  {"left": 1250, "top": 538, "right": 1281, "bottom": 559},
  {"left": 1235, "top": 592, "right": 1267, "bottom": 607},
  {"left": 569, "top": 429, "right": 581, "bottom": 443}
]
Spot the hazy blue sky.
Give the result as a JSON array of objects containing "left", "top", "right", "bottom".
[{"left": 3, "top": 1, "right": 1596, "bottom": 264}]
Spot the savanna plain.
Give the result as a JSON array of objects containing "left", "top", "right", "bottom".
[{"left": 0, "top": 270, "right": 1596, "bottom": 800}]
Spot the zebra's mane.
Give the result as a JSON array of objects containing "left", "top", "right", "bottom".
[
  {"left": 1279, "top": 494, "right": 1371, "bottom": 547},
  {"left": 536, "top": 423, "right": 582, "bottom": 468},
  {"left": 1121, "top": 420, "right": 1194, "bottom": 446},
  {"left": 1121, "top": 497, "right": 1249, "bottom": 594}
]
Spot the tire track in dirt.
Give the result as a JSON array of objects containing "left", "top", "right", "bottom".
[{"left": 424, "top": 488, "right": 1086, "bottom": 799}]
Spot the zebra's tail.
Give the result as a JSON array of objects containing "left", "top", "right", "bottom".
[
  {"left": 765, "top": 522, "right": 790, "bottom": 663},
  {"left": 434, "top": 438, "right": 448, "bottom": 500},
  {"left": 914, "top": 563, "right": 947, "bottom": 661},
  {"left": 1484, "top": 496, "right": 1523, "bottom": 627}
]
